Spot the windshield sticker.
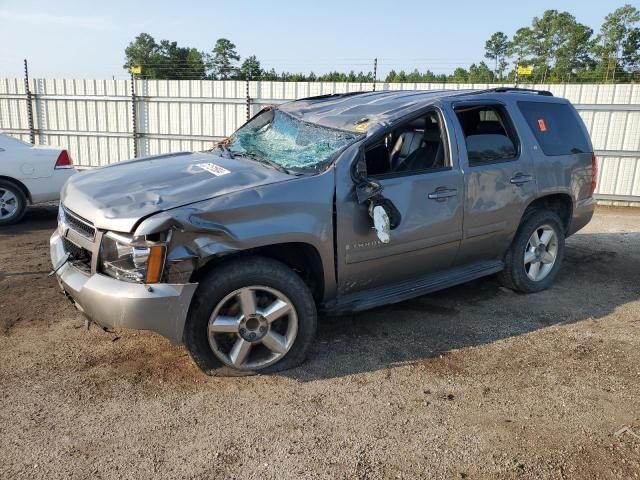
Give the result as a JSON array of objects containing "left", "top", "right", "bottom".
[{"left": 196, "top": 163, "right": 230, "bottom": 176}]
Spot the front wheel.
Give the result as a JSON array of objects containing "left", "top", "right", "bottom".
[
  {"left": 499, "top": 209, "right": 566, "bottom": 293},
  {"left": 183, "top": 257, "right": 317, "bottom": 375}
]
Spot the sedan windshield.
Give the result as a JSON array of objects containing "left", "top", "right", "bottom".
[{"left": 228, "top": 109, "right": 360, "bottom": 171}]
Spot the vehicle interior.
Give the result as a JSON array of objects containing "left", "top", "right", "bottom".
[
  {"left": 364, "top": 111, "right": 448, "bottom": 176},
  {"left": 454, "top": 104, "right": 518, "bottom": 165}
]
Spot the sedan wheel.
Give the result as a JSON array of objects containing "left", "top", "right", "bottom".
[
  {"left": 0, "top": 187, "right": 19, "bottom": 221},
  {"left": 207, "top": 285, "right": 298, "bottom": 370},
  {"left": 0, "top": 180, "right": 27, "bottom": 225}
]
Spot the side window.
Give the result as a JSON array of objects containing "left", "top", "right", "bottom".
[
  {"left": 517, "top": 101, "right": 590, "bottom": 156},
  {"left": 454, "top": 105, "right": 519, "bottom": 166},
  {"left": 364, "top": 111, "right": 449, "bottom": 177}
]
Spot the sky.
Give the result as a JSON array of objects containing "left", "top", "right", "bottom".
[{"left": 0, "top": 0, "right": 636, "bottom": 80}]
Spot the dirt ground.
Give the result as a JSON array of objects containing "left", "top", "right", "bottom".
[{"left": 0, "top": 206, "right": 639, "bottom": 479}]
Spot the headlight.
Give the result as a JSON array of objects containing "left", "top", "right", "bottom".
[{"left": 100, "top": 232, "right": 166, "bottom": 283}]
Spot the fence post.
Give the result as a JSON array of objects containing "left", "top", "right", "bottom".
[
  {"left": 246, "top": 76, "right": 251, "bottom": 121},
  {"left": 130, "top": 70, "right": 138, "bottom": 158},
  {"left": 373, "top": 58, "right": 377, "bottom": 91},
  {"left": 23, "top": 59, "right": 35, "bottom": 145}
]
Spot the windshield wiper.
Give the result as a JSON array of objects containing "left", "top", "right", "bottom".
[
  {"left": 233, "top": 151, "right": 291, "bottom": 174},
  {"left": 216, "top": 143, "right": 235, "bottom": 158}
]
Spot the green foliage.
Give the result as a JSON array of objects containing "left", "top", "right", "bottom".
[
  {"left": 594, "top": 4, "right": 640, "bottom": 81},
  {"left": 207, "top": 38, "right": 240, "bottom": 80},
  {"left": 485, "top": 32, "right": 509, "bottom": 79},
  {"left": 237, "top": 55, "right": 263, "bottom": 80},
  {"left": 123, "top": 5, "right": 640, "bottom": 83},
  {"left": 124, "top": 33, "right": 206, "bottom": 80}
]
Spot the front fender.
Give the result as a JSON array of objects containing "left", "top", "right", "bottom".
[{"left": 135, "top": 171, "right": 337, "bottom": 300}]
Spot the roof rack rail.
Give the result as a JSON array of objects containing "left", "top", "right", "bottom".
[
  {"left": 458, "top": 87, "right": 553, "bottom": 97},
  {"left": 298, "top": 91, "right": 369, "bottom": 102},
  {"left": 492, "top": 87, "right": 553, "bottom": 96}
]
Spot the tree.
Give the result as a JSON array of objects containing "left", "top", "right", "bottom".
[
  {"left": 238, "top": 55, "right": 263, "bottom": 80},
  {"left": 468, "top": 62, "right": 495, "bottom": 83},
  {"left": 153, "top": 40, "right": 205, "bottom": 79},
  {"left": 385, "top": 70, "right": 398, "bottom": 82},
  {"left": 122, "top": 7, "right": 640, "bottom": 85},
  {"left": 595, "top": 4, "right": 640, "bottom": 81},
  {"left": 407, "top": 69, "right": 422, "bottom": 82},
  {"left": 451, "top": 67, "right": 469, "bottom": 83},
  {"left": 534, "top": 11, "right": 593, "bottom": 82},
  {"left": 207, "top": 38, "right": 241, "bottom": 79},
  {"left": 484, "top": 32, "right": 509, "bottom": 79},
  {"left": 507, "top": 11, "right": 595, "bottom": 83},
  {"left": 124, "top": 33, "right": 159, "bottom": 76},
  {"left": 553, "top": 22, "right": 594, "bottom": 82},
  {"left": 123, "top": 33, "right": 205, "bottom": 79}
]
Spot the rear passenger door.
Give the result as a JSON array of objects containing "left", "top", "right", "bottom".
[{"left": 450, "top": 101, "right": 538, "bottom": 265}]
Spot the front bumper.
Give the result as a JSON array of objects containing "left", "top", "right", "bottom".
[{"left": 50, "top": 230, "right": 197, "bottom": 344}]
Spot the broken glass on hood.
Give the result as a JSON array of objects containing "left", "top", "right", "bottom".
[{"left": 228, "top": 109, "right": 360, "bottom": 171}]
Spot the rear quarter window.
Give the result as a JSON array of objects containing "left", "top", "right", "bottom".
[{"left": 517, "top": 101, "right": 591, "bottom": 156}]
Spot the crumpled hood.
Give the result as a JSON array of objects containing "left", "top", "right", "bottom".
[{"left": 61, "top": 151, "right": 292, "bottom": 232}]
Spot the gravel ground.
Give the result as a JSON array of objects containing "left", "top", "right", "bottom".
[{"left": 0, "top": 205, "right": 639, "bottom": 479}]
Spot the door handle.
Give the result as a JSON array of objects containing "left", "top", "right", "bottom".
[
  {"left": 428, "top": 188, "right": 457, "bottom": 201},
  {"left": 510, "top": 173, "right": 534, "bottom": 185}
]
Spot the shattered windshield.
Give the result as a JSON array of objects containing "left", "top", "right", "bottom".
[{"left": 228, "top": 109, "right": 360, "bottom": 171}]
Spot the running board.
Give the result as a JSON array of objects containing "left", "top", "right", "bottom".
[{"left": 322, "top": 260, "right": 504, "bottom": 316}]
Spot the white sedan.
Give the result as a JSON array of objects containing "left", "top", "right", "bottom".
[{"left": 0, "top": 133, "right": 77, "bottom": 225}]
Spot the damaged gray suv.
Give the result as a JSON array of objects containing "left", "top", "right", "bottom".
[{"left": 51, "top": 88, "right": 596, "bottom": 374}]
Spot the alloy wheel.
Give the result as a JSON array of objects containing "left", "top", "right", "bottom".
[
  {"left": 0, "top": 188, "right": 18, "bottom": 220},
  {"left": 207, "top": 286, "right": 298, "bottom": 370},
  {"left": 523, "top": 224, "right": 559, "bottom": 282}
]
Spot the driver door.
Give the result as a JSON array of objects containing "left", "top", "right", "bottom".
[{"left": 334, "top": 108, "right": 464, "bottom": 295}]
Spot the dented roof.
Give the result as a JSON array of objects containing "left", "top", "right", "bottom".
[
  {"left": 278, "top": 88, "right": 558, "bottom": 133},
  {"left": 278, "top": 89, "right": 474, "bottom": 132}
]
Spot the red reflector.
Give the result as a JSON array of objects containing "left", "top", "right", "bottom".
[
  {"left": 55, "top": 150, "right": 73, "bottom": 169},
  {"left": 591, "top": 153, "right": 598, "bottom": 195},
  {"left": 537, "top": 119, "right": 547, "bottom": 132}
]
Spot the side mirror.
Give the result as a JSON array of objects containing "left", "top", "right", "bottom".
[
  {"left": 354, "top": 156, "right": 367, "bottom": 180},
  {"left": 353, "top": 150, "right": 401, "bottom": 242},
  {"left": 371, "top": 204, "right": 391, "bottom": 244},
  {"left": 355, "top": 180, "right": 383, "bottom": 204}
]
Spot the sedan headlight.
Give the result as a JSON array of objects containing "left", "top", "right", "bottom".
[{"left": 100, "top": 232, "right": 166, "bottom": 283}]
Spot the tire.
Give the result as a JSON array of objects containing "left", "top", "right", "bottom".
[
  {"left": 183, "top": 256, "right": 317, "bottom": 375},
  {"left": 0, "top": 180, "right": 27, "bottom": 226},
  {"left": 498, "top": 209, "right": 565, "bottom": 293}
]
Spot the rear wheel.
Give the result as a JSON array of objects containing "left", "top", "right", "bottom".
[
  {"left": 0, "top": 180, "right": 27, "bottom": 226},
  {"left": 183, "top": 257, "right": 317, "bottom": 375},
  {"left": 499, "top": 209, "right": 565, "bottom": 293}
]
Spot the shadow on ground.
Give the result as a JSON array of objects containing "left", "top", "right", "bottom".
[
  {"left": 287, "top": 230, "right": 640, "bottom": 381},
  {"left": 0, "top": 204, "right": 58, "bottom": 236}
]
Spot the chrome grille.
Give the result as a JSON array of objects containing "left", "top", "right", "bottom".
[{"left": 62, "top": 206, "right": 96, "bottom": 240}]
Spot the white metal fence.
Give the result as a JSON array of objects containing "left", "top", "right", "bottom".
[{"left": 1, "top": 79, "right": 639, "bottom": 203}]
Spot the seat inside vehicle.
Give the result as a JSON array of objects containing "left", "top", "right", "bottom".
[
  {"left": 365, "top": 112, "right": 446, "bottom": 176},
  {"left": 454, "top": 105, "right": 518, "bottom": 165}
]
